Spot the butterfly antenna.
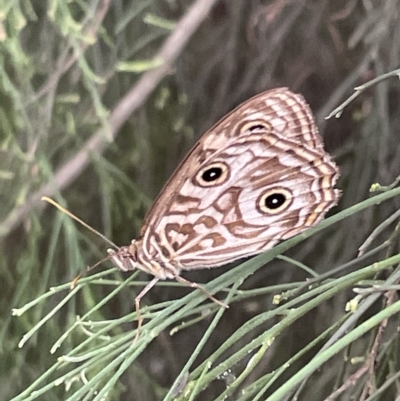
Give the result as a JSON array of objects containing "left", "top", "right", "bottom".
[
  {"left": 70, "top": 255, "right": 111, "bottom": 289},
  {"left": 42, "top": 196, "right": 119, "bottom": 250}
]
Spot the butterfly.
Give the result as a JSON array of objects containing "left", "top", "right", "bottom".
[
  {"left": 44, "top": 87, "right": 340, "bottom": 335},
  {"left": 107, "top": 87, "right": 340, "bottom": 312}
]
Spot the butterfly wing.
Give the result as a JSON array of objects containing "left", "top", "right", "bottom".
[{"left": 137, "top": 88, "right": 340, "bottom": 272}]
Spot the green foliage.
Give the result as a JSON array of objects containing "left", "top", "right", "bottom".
[{"left": 1, "top": 1, "right": 400, "bottom": 400}]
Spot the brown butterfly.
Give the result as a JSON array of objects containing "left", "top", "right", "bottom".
[
  {"left": 109, "top": 88, "right": 339, "bottom": 309},
  {"left": 46, "top": 87, "right": 340, "bottom": 334}
]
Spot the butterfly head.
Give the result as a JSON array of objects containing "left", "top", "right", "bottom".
[{"left": 107, "top": 241, "right": 139, "bottom": 271}]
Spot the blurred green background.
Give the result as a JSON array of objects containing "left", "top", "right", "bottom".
[{"left": 1, "top": 1, "right": 400, "bottom": 400}]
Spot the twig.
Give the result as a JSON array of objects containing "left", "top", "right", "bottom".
[
  {"left": 33, "top": 0, "right": 111, "bottom": 101},
  {"left": 325, "top": 67, "right": 400, "bottom": 120},
  {"left": 360, "top": 288, "right": 397, "bottom": 401},
  {"left": 0, "top": 0, "right": 218, "bottom": 239},
  {"left": 323, "top": 365, "right": 369, "bottom": 401},
  {"left": 358, "top": 208, "right": 400, "bottom": 256}
]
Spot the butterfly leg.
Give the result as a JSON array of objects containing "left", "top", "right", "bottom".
[
  {"left": 173, "top": 275, "right": 229, "bottom": 308},
  {"left": 134, "top": 277, "right": 159, "bottom": 342}
]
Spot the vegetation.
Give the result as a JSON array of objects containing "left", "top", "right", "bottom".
[{"left": 1, "top": 1, "right": 400, "bottom": 400}]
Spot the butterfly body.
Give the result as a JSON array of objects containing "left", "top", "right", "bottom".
[{"left": 109, "top": 88, "right": 340, "bottom": 280}]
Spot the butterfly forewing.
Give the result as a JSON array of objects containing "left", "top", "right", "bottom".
[{"left": 114, "top": 88, "right": 340, "bottom": 276}]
